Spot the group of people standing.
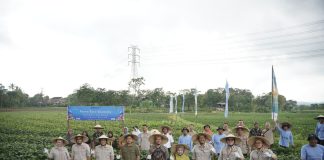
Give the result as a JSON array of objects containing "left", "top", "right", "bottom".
[{"left": 46, "top": 115, "right": 324, "bottom": 160}]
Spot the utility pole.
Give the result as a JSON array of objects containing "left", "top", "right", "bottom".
[{"left": 128, "top": 45, "right": 140, "bottom": 95}]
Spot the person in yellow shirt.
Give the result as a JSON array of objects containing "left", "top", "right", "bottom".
[{"left": 170, "top": 144, "right": 190, "bottom": 160}]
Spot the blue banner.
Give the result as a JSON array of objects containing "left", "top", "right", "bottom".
[{"left": 67, "top": 106, "right": 124, "bottom": 120}]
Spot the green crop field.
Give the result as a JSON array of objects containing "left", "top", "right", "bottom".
[{"left": 0, "top": 108, "right": 322, "bottom": 160}]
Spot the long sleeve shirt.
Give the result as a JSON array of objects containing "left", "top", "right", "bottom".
[
  {"left": 212, "top": 134, "right": 226, "bottom": 154},
  {"left": 301, "top": 144, "right": 324, "bottom": 160},
  {"left": 276, "top": 124, "right": 294, "bottom": 147},
  {"left": 192, "top": 143, "right": 216, "bottom": 160},
  {"left": 218, "top": 145, "right": 244, "bottom": 160},
  {"left": 249, "top": 148, "right": 276, "bottom": 160},
  {"left": 48, "top": 146, "right": 71, "bottom": 160},
  {"left": 178, "top": 135, "right": 193, "bottom": 150},
  {"left": 315, "top": 122, "right": 324, "bottom": 140},
  {"left": 94, "top": 145, "right": 114, "bottom": 160},
  {"left": 71, "top": 143, "right": 91, "bottom": 160}
]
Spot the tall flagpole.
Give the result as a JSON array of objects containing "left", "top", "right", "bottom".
[{"left": 271, "top": 66, "right": 273, "bottom": 120}]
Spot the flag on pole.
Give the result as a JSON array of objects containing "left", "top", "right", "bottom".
[
  {"left": 272, "top": 66, "right": 279, "bottom": 121},
  {"left": 225, "top": 80, "right": 230, "bottom": 118},
  {"left": 194, "top": 90, "right": 198, "bottom": 116},
  {"left": 169, "top": 95, "right": 173, "bottom": 113},
  {"left": 182, "top": 94, "right": 185, "bottom": 113}
]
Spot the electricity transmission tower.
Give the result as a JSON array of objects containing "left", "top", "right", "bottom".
[{"left": 128, "top": 45, "right": 140, "bottom": 95}]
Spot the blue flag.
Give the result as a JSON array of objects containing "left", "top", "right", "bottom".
[
  {"left": 225, "top": 80, "right": 229, "bottom": 118},
  {"left": 272, "top": 66, "right": 279, "bottom": 121}
]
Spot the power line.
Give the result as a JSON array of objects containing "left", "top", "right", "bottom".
[
  {"left": 143, "top": 48, "right": 324, "bottom": 66},
  {"left": 142, "top": 39, "right": 324, "bottom": 59},
  {"left": 142, "top": 19, "right": 324, "bottom": 51}
]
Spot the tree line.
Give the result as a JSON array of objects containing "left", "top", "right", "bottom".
[{"left": 0, "top": 79, "right": 321, "bottom": 112}]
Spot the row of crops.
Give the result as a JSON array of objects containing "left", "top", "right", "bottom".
[{"left": 0, "top": 110, "right": 321, "bottom": 159}]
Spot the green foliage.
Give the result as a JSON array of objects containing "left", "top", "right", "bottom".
[{"left": 0, "top": 110, "right": 322, "bottom": 159}]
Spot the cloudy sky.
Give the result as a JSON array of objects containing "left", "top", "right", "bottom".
[{"left": 1, "top": 0, "right": 324, "bottom": 103}]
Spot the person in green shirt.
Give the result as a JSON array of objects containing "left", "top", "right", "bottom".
[{"left": 120, "top": 134, "right": 140, "bottom": 160}]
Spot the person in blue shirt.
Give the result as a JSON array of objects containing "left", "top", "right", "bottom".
[
  {"left": 301, "top": 134, "right": 324, "bottom": 160},
  {"left": 212, "top": 126, "right": 226, "bottom": 156},
  {"left": 178, "top": 127, "right": 193, "bottom": 150},
  {"left": 314, "top": 115, "right": 324, "bottom": 145},
  {"left": 275, "top": 121, "right": 294, "bottom": 148}
]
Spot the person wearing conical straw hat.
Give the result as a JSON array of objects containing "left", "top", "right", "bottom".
[
  {"left": 170, "top": 144, "right": 190, "bottom": 160},
  {"left": 71, "top": 134, "right": 91, "bottom": 160},
  {"left": 248, "top": 136, "right": 277, "bottom": 160},
  {"left": 315, "top": 115, "right": 324, "bottom": 145},
  {"left": 218, "top": 134, "right": 244, "bottom": 160},
  {"left": 212, "top": 126, "right": 226, "bottom": 156},
  {"left": 191, "top": 133, "right": 216, "bottom": 160},
  {"left": 47, "top": 136, "right": 71, "bottom": 160},
  {"left": 93, "top": 135, "right": 114, "bottom": 160},
  {"left": 120, "top": 134, "right": 140, "bottom": 160},
  {"left": 300, "top": 134, "right": 324, "bottom": 160},
  {"left": 161, "top": 126, "right": 174, "bottom": 154},
  {"left": 92, "top": 124, "right": 104, "bottom": 149},
  {"left": 234, "top": 126, "right": 250, "bottom": 156},
  {"left": 149, "top": 129, "right": 169, "bottom": 160},
  {"left": 275, "top": 120, "right": 294, "bottom": 148}
]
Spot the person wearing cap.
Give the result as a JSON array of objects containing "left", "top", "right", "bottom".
[
  {"left": 120, "top": 134, "right": 140, "bottom": 160},
  {"left": 149, "top": 130, "right": 169, "bottom": 160},
  {"left": 203, "top": 124, "right": 213, "bottom": 136},
  {"left": 275, "top": 121, "right": 294, "bottom": 148},
  {"left": 301, "top": 134, "right": 324, "bottom": 160},
  {"left": 248, "top": 136, "right": 277, "bottom": 160},
  {"left": 71, "top": 134, "right": 91, "bottom": 160},
  {"left": 170, "top": 144, "right": 190, "bottom": 160},
  {"left": 47, "top": 137, "right": 71, "bottom": 160},
  {"left": 223, "top": 122, "right": 231, "bottom": 135},
  {"left": 188, "top": 124, "right": 197, "bottom": 136},
  {"left": 249, "top": 122, "right": 262, "bottom": 137},
  {"left": 192, "top": 133, "right": 216, "bottom": 160},
  {"left": 234, "top": 126, "right": 250, "bottom": 156},
  {"left": 138, "top": 124, "right": 151, "bottom": 151},
  {"left": 92, "top": 124, "right": 104, "bottom": 149},
  {"left": 261, "top": 122, "right": 275, "bottom": 148},
  {"left": 162, "top": 126, "right": 174, "bottom": 154},
  {"left": 315, "top": 115, "right": 324, "bottom": 145},
  {"left": 218, "top": 134, "right": 244, "bottom": 160},
  {"left": 94, "top": 135, "right": 114, "bottom": 160},
  {"left": 178, "top": 127, "right": 193, "bottom": 150},
  {"left": 212, "top": 126, "right": 226, "bottom": 156}
]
